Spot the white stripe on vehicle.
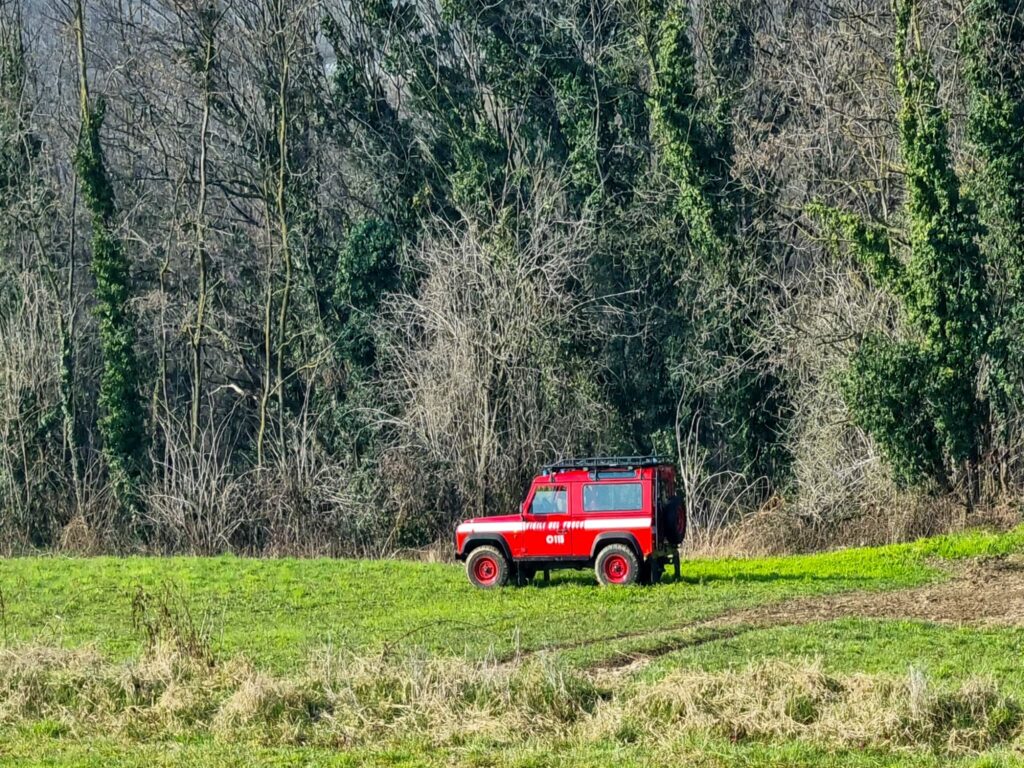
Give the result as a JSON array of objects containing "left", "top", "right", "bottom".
[
  {"left": 581, "top": 517, "right": 651, "bottom": 530},
  {"left": 459, "top": 517, "right": 650, "bottom": 534},
  {"left": 458, "top": 522, "right": 526, "bottom": 534}
]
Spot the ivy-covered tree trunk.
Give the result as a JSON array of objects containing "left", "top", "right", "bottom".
[
  {"left": 649, "top": 1, "right": 732, "bottom": 265},
  {"left": 962, "top": 0, "right": 1024, "bottom": 491},
  {"left": 73, "top": 0, "right": 148, "bottom": 531},
  {"left": 647, "top": 0, "right": 787, "bottom": 484},
  {"left": 814, "top": 0, "right": 989, "bottom": 508},
  {"left": 892, "top": 0, "right": 988, "bottom": 504}
]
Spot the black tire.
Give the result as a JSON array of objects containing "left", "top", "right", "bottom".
[
  {"left": 595, "top": 543, "right": 640, "bottom": 586},
  {"left": 466, "top": 545, "right": 510, "bottom": 589}
]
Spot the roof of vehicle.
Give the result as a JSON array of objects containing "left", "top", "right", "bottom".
[{"left": 539, "top": 455, "right": 673, "bottom": 474}]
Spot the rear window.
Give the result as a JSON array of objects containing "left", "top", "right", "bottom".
[{"left": 582, "top": 482, "right": 643, "bottom": 512}]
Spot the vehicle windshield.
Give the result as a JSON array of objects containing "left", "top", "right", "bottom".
[{"left": 530, "top": 486, "right": 567, "bottom": 514}]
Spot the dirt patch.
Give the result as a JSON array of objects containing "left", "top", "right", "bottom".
[{"left": 592, "top": 555, "right": 1024, "bottom": 672}]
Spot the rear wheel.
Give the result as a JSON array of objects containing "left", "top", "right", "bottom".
[
  {"left": 595, "top": 543, "right": 639, "bottom": 586},
  {"left": 466, "top": 545, "right": 510, "bottom": 589}
]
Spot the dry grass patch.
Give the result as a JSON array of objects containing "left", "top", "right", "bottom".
[
  {"left": 0, "top": 644, "right": 601, "bottom": 747},
  {"left": 604, "top": 659, "right": 1024, "bottom": 754},
  {"left": 1, "top": 641, "right": 1020, "bottom": 757}
]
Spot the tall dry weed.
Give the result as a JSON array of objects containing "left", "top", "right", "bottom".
[{"left": 604, "top": 659, "right": 1023, "bottom": 753}]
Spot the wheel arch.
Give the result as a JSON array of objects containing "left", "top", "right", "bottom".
[
  {"left": 590, "top": 532, "right": 642, "bottom": 561},
  {"left": 461, "top": 534, "right": 513, "bottom": 563}
]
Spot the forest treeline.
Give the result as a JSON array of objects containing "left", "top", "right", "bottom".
[{"left": 0, "top": 0, "right": 1022, "bottom": 555}]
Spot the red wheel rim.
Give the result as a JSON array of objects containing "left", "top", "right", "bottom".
[
  {"left": 603, "top": 554, "right": 631, "bottom": 584},
  {"left": 474, "top": 556, "right": 500, "bottom": 586}
]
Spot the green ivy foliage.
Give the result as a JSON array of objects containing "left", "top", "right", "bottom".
[
  {"left": 323, "top": 0, "right": 788, "bottom": 485},
  {"left": 892, "top": 0, "right": 988, "bottom": 471},
  {"left": 812, "top": 0, "right": 989, "bottom": 490},
  {"left": 334, "top": 218, "right": 400, "bottom": 370},
  {"left": 649, "top": 1, "right": 732, "bottom": 265},
  {"left": 844, "top": 337, "right": 946, "bottom": 486},
  {"left": 0, "top": 28, "right": 35, "bottom": 250},
  {"left": 0, "top": 48, "right": 22, "bottom": 188},
  {"left": 74, "top": 100, "right": 148, "bottom": 523},
  {"left": 323, "top": 13, "right": 434, "bottom": 227},
  {"left": 646, "top": 0, "right": 788, "bottom": 483},
  {"left": 808, "top": 204, "right": 904, "bottom": 293},
  {"left": 961, "top": 0, "right": 1024, "bottom": 415}
]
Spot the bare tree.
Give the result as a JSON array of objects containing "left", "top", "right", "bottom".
[{"left": 376, "top": 178, "right": 614, "bottom": 545}]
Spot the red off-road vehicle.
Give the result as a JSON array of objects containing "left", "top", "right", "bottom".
[{"left": 455, "top": 456, "right": 684, "bottom": 588}]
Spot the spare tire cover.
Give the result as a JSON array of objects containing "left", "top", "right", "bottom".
[{"left": 660, "top": 494, "right": 684, "bottom": 546}]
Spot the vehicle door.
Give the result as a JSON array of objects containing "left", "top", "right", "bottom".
[{"left": 521, "top": 483, "right": 573, "bottom": 559}]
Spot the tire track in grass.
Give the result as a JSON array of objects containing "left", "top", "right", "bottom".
[{"left": 505, "top": 555, "right": 1024, "bottom": 672}]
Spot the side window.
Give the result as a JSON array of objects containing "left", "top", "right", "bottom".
[
  {"left": 583, "top": 483, "right": 643, "bottom": 512},
  {"left": 530, "top": 486, "right": 567, "bottom": 515}
]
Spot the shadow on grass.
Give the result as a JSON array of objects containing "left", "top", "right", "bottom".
[
  {"left": 676, "top": 572, "right": 883, "bottom": 586},
  {"left": 515, "top": 569, "right": 882, "bottom": 589}
]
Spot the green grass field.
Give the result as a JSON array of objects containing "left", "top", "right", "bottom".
[{"left": 2, "top": 526, "right": 1024, "bottom": 767}]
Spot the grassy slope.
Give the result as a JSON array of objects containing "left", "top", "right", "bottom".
[
  {"left": 3, "top": 527, "right": 1021, "bottom": 670},
  {"left": 2, "top": 526, "right": 1024, "bottom": 767}
]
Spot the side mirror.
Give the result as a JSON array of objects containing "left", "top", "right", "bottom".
[{"left": 521, "top": 501, "right": 528, "bottom": 517}]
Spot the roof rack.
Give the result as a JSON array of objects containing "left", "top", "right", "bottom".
[{"left": 540, "top": 455, "right": 672, "bottom": 473}]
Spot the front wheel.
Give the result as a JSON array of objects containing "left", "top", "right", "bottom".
[
  {"left": 466, "top": 545, "right": 510, "bottom": 589},
  {"left": 595, "top": 543, "right": 639, "bottom": 586}
]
